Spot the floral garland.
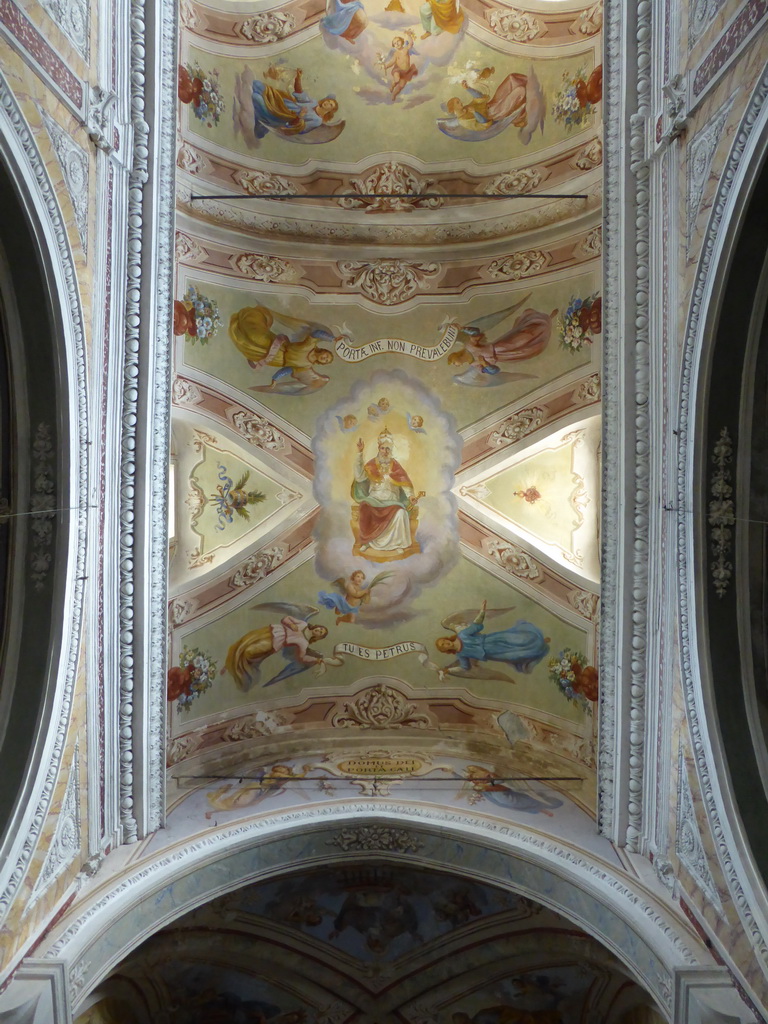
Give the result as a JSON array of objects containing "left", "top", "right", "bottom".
[
  {"left": 167, "top": 645, "right": 218, "bottom": 711},
  {"left": 560, "top": 293, "right": 601, "bottom": 353}
]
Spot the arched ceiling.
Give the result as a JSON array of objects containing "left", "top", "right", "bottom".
[
  {"left": 86, "top": 862, "right": 653, "bottom": 1024},
  {"left": 168, "top": 0, "right": 603, "bottom": 835}
]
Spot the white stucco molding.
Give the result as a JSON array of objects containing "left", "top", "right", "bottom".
[
  {"left": 117, "top": 0, "right": 176, "bottom": 842},
  {"left": 0, "top": 75, "right": 88, "bottom": 948},
  {"left": 34, "top": 804, "right": 719, "bottom": 1018},
  {"left": 677, "top": 62, "right": 768, "bottom": 991}
]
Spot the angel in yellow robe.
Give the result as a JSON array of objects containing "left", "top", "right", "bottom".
[
  {"left": 228, "top": 304, "right": 335, "bottom": 391},
  {"left": 420, "top": 0, "right": 464, "bottom": 37}
]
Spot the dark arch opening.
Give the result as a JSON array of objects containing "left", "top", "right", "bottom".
[
  {"left": 0, "top": 155, "right": 71, "bottom": 839},
  {"left": 701, "top": 149, "right": 768, "bottom": 876}
]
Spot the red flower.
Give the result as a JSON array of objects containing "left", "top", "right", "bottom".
[
  {"left": 571, "top": 661, "right": 599, "bottom": 702},
  {"left": 167, "top": 665, "right": 193, "bottom": 701},
  {"left": 178, "top": 64, "right": 194, "bottom": 104},
  {"left": 586, "top": 65, "right": 603, "bottom": 105},
  {"left": 173, "top": 300, "right": 196, "bottom": 336},
  {"left": 588, "top": 296, "right": 602, "bottom": 333}
]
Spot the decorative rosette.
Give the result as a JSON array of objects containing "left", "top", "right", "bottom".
[
  {"left": 173, "top": 284, "right": 221, "bottom": 344},
  {"left": 547, "top": 647, "right": 598, "bottom": 712},
  {"left": 178, "top": 62, "right": 225, "bottom": 127},
  {"left": 167, "top": 645, "right": 218, "bottom": 711},
  {"left": 551, "top": 65, "right": 602, "bottom": 129},
  {"left": 559, "top": 293, "right": 601, "bottom": 353}
]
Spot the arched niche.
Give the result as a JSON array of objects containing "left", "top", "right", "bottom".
[
  {"left": 678, "top": 61, "right": 768, "bottom": 976},
  {"left": 0, "top": 76, "right": 87, "bottom": 923},
  {"left": 36, "top": 807, "right": 711, "bottom": 1019}
]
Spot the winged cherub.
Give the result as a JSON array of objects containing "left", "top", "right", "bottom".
[
  {"left": 318, "top": 569, "right": 393, "bottom": 624},
  {"left": 433, "top": 600, "right": 550, "bottom": 681}
]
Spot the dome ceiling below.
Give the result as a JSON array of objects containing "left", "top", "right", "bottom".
[{"left": 86, "top": 862, "right": 653, "bottom": 1024}]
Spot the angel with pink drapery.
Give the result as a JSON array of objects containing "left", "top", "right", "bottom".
[{"left": 444, "top": 296, "right": 557, "bottom": 387}]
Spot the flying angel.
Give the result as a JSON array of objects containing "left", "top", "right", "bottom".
[
  {"left": 406, "top": 412, "right": 427, "bottom": 434},
  {"left": 222, "top": 602, "right": 340, "bottom": 691},
  {"left": 318, "top": 570, "right": 393, "bottom": 624},
  {"left": 431, "top": 600, "right": 550, "bottom": 681}
]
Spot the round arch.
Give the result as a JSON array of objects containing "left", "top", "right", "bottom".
[
  {"left": 38, "top": 806, "right": 711, "bottom": 1018},
  {"left": 677, "top": 62, "right": 768, "bottom": 974},
  {"left": 0, "top": 74, "right": 88, "bottom": 927}
]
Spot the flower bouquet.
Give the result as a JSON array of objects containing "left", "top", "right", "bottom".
[
  {"left": 167, "top": 645, "right": 218, "bottom": 711},
  {"left": 178, "top": 62, "right": 224, "bottom": 127},
  {"left": 560, "top": 293, "right": 601, "bottom": 353},
  {"left": 173, "top": 284, "right": 221, "bottom": 344},
  {"left": 548, "top": 647, "right": 598, "bottom": 712},
  {"left": 552, "top": 65, "right": 602, "bottom": 130}
]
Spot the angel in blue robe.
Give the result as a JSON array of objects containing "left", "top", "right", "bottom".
[
  {"left": 321, "top": 0, "right": 368, "bottom": 43},
  {"left": 434, "top": 600, "right": 549, "bottom": 680}
]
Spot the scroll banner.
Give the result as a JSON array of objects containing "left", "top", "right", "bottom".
[
  {"left": 332, "top": 641, "right": 428, "bottom": 662},
  {"left": 334, "top": 324, "right": 458, "bottom": 363}
]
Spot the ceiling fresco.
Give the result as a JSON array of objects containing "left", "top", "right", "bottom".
[
  {"left": 92, "top": 862, "right": 653, "bottom": 1024},
  {"left": 168, "top": 0, "right": 603, "bottom": 837}
]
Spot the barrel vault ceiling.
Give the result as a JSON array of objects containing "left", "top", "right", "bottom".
[{"left": 164, "top": 0, "right": 605, "bottom": 1015}]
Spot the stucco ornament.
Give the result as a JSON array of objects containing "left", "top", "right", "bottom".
[
  {"left": 686, "top": 101, "right": 732, "bottom": 244},
  {"left": 238, "top": 11, "right": 295, "bottom": 42},
  {"left": 338, "top": 259, "right": 441, "bottom": 305},
  {"left": 40, "top": 0, "right": 89, "bottom": 56},
  {"left": 231, "top": 410, "right": 286, "bottom": 451},
  {"left": 676, "top": 746, "right": 724, "bottom": 914},
  {"left": 231, "top": 545, "right": 286, "bottom": 588},
  {"left": 487, "top": 407, "right": 544, "bottom": 447},
  {"left": 329, "top": 825, "right": 424, "bottom": 853},
  {"left": 575, "top": 1, "right": 602, "bottom": 34},
  {"left": 485, "top": 8, "right": 541, "bottom": 42},
  {"left": 338, "top": 162, "right": 444, "bottom": 212},
  {"left": 332, "top": 684, "right": 431, "bottom": 729},
  {"left": 172, "top": 378, "right": 203, "bottom": 405},
  {"left": 575, "top": 138, "right": 603, "bottom": 170},
  {"left": 708, "top": 426, "right": 734, "bottom": 598},
  {"left": 233, "top": 168, "right": 297, "bottom": 195},
  {"left": 25, "top": 747, "right": 81, "bottom": 911},
  {"left": 39, "top": 108, "right": 89, "bottom": 254},
  {"left": 485, "top": 539, "right": 542, "bottom": 580},
  {"left": 487, "top": 250, "right": 548, "bottom": 280},
  {"left": 30, "top": 423, "right": 56, "bottom": 588},
  {"left": 175, "top": 232, "right": 208, "bottom": 264},
  {"left": 484, "top": 167, "right": 543, "bottom": 195},
  {"left": 230, "top": 252, "right": 295, "bottom": 282}
]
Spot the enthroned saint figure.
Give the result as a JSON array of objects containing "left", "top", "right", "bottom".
[{"left": 351, "top": 429, "right": 418, "bottom": 556}]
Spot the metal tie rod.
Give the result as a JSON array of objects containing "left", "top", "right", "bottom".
[{"left": 189, "top": 191, "right": 590, "bottom": 202}]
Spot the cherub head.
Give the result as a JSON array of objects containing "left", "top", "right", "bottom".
[
  {"left": 309, "top": 347, "right": 334, "bottom": 365},
  {"left": 350, "top": 570, "right": 366, "bottom": 585},
  {"left": 270, "top": 765, "right": 295, "bottom": 778},
  {"left": 309, "top": 624, "right": 329, "bottom": 642},
  {"left": 343, "top": 414, "right": 358, "bottom": 429},
  {"left": 435, "top": 635, "right": 460, "bottom": 654},
  {"left": 377, "top": 397, "right": 390, "bottom": 412},
  {"left": 410, "top": 414, "right": 423, "bottom": 429},
  {"left": 315, "top": 96, "right": 339, "bottom": 122},
  {"left": 392, "top": 36, "right": 405, "bottom": 48}
]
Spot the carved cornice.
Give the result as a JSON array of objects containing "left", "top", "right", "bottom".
[{"left": 118, "top": 0, "right": 176, "bottom": 840}]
